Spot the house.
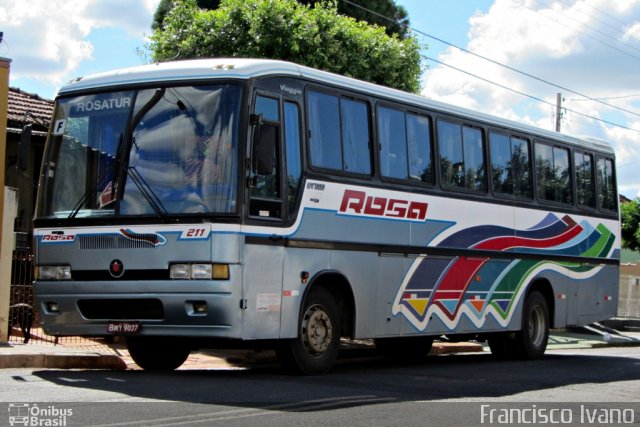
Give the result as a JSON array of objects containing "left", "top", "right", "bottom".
[{"left": 5, "top": 87, "right": 53, "bottom": 244}]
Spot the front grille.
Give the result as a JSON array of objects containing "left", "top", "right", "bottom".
[
  {"left": 79, "top": 234, "right": 159, "bottom": 250},
  {"left": 78, "top": 299, "right": 164, "bottom": 320}
]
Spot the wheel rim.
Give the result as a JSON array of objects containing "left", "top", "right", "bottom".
[
  {"left": 528, "top": 305, "right": 546, "bottom": 348},
  {"left": 301, "top": 304, "right": 333, "bottom": 356}
]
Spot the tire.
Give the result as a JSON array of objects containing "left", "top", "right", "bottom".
[
  {"left": 276, "top": 287, "right": 341, "bottom": 375},
  {"left": 127, "top": 336, "right": 191, "bottom": 370},
  {"left": 488, "top": 290, "right": 549, "bottom": 360},
  {"left": 517, "top": 290, "right": 549, "bottom": 359},
  {"left": 375, "top": 336, "right": 433, "bottom": 363}
]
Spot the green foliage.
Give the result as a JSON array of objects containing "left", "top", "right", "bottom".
[
  {"left": 148, "top": 0, "right": 423, "bottom": 93},
  {"left": 621, "top": 198, "right": 640, "bottom": 251},
  {"left": 152, "top": 0, "right": 410, "bottom": 39},
  {"left": 328, "top": 0, "right": 410, "bottom": 39}
]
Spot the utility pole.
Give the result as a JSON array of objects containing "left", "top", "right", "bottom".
[
  {"left": 555, "top": 92, "right": 562, "bottom": 132},
  {"left": 0, "top": 56, "right": 10, "bottom": 343}
]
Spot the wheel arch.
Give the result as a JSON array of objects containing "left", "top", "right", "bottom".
[{"left": 304, "top": 270, "right": 356, "bottom": 339}]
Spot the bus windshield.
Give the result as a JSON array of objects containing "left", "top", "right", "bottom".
[{"left": 36, "top": 84, "right": 242, "bottom": 220}]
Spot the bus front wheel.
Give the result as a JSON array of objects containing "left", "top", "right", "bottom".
[
  {"left": 127, "top": 336, "right": 191, "bottom": 370},
  {"left": 276, "top": 287, "right": 341, "bottom": 375}
]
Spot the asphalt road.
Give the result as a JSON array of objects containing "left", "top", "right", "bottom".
[{"left": 1, "top": 346, "right": 640, "bottom": 427}]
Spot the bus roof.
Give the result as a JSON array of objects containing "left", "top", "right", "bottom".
[{"left": 58, "top": 57, "right": 614, "bottom": 155}]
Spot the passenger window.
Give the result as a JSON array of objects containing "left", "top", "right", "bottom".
[
  {"left": 512, "top": 137, "right": 532, "bottom": 198},
  {"left": 438, "top": 120, "right": 486, "bottom": 192},
  {"left": 490, "top": 133, "right": 512, "bottom": 194},
  {"left": 575, "top": 152, "right": 595, "bottom": 208},
  {"left": 307, "top": 91, "right": 341, "bottom": 170},
  {"left": 341, "top": 99, "right": 371, "bottom": 174},
  {"left": 597, "top": 157, "right": 617, "bottom": 211},
  {"left": 490, "top": 132, "right": 531, "bottom": 198},
  {"left": 535, "top": 143, "right": 572, "bottom": 204},
  {"left": 379, "top": 107, "right": 408, "bottom": 179},
  {"left": 407, "top": 113, "right": 433, "bottom": 183},
  {"left": 307, "top": 90, "right": 371, "bottom": 175}
]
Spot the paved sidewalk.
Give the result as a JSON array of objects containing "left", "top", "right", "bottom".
[
  {"left": 0, "top": 335, "right": 483, "bottom": 370},
  {"left": 1, "top": 330, "right": 638, "bottom": 371}
]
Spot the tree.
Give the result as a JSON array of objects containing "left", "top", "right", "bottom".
[
  {"left": 152, "top": 0, "right": 221, "bottom": 30},
  {"left": 148, "top": 0, "right": 422, "bottom": 93},
  {"left": 621, "top": 198, "right": 640, "bottom": 251},
  {"left": 152, "top": 0, "right": 411, "bottom": 39}
]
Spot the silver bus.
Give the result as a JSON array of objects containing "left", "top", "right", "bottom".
[{"left": 34, "top": 58, "right": 620, "bottom": 374}]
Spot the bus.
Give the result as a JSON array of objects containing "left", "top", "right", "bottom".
[{"left": 33, "top": 58, "right": 620, "bottom": 374}]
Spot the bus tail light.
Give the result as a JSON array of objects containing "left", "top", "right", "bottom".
[
  {"left": 37, "top": 265, "right": 72, "bottom": 281},
  {"left": 170, "top": 263, "right": 229, "bottom": 280}
]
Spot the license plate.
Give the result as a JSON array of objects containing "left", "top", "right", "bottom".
[{"left": 107, "top": 321, "right": 141, "bottom": 335}]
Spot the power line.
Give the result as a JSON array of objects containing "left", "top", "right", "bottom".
[
  {"left": 554, "top": 0, "right": 640, "bottom": 43},
  {"left": 425, "top": 56, "right": 640, "bottom": 134},
  {"left": 527, "top": 0, "right": 640, "bottom": 58},
  {"left": 557, "top": 0, "right": 640, "bottom": 44},
  {"left": 417, "top": 10, "right": 640, "bottom": 120},
  {"left": 570, "top": 93, "right": 640, "bottom": 102},
  {"left": 340, "top": 0, "right": 640, "bottom": 130}
]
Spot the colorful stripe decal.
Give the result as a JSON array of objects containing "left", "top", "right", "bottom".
[{"left": 393, "top": 214, "right": 616, "bottom": 331}]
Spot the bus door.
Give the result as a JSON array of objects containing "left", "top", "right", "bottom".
[{"left": 242, "top": 92, "right": 296, "bottom": 339}]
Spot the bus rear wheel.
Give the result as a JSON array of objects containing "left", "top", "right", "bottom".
[
  {"left": 276, "top": 287, "right": 340, "bottom": 375},
  {"left": 127, "top": 336, "right": 191, "bottom": 370},
  {"left": 488, "top": 290, "right": 549, "bottom": 360}
]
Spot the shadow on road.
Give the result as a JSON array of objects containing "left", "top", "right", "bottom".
[{"left": 27, "top": 349, "right": 640, "bottom": 410}]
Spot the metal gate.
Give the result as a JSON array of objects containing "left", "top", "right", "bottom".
[
  {"left": 619, "top": 275, "right": 640, "bottom": 319},
  {"left": 7, "top": 247, "right": 36, "bottom": 343}
]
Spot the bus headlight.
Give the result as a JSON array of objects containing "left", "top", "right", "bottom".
[
  {"left": 191, "top": 264, "right": 212, "bottom": 279},
  {"left": 37, "top": 265, "right": 72, "bottom": 281},
  {"left": 170, "top": 263, "right": 229, "bottom": 280}
]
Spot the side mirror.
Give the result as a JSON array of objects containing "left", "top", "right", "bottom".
[
  {"left": 252, "top": 121, "right": 277, "bottom": 176},
  {"left": 18, "top": 124, "right": 32, "bottom": 171}
]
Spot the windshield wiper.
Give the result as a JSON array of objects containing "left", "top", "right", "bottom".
[
  {"left": 68, "top": 135, "right": 123, "bottom": 219},
  {"left": 112, "top": 88, "right": 167, "bottom": 220},
  {"left": 125, "top": 166, "right": 169, "bottom": 222}
]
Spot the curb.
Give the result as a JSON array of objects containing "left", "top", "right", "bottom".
[{"left": 0, "top": 353, "right": 127, "bottom": 370}]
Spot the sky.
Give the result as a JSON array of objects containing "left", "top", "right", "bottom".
[{"left": 1, "top": 0, "right": 640, "bottom": 197}]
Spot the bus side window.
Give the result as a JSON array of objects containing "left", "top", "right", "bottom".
[
  {"left": 341, "top": 99, "right": 371, "bottom": 175},
  {"left": 284, "top": 101, "right": 302, "bottom": 216},
  {"left": 490, "top": 132, "right": 513, "bottom": 194},
  {"left": 438, "top": 120, "right": 486, "bottom": 192},
  {"left": 575, "top": 151, "right": 596, "bottom": 208},
  {"left": 490, "top": 133, "right": 531, "bottom": 198},
  {"left": 407, "top": 113, "right": 433, "bottom": 183},
  {"left": 535, "top": 143, "right": 572, "bottom": 205},
  {"left": 307, "top": 91, "right": 341, "bottom": 170},
  {"left": 378, "top": 106, "right": 408, "bottom": 179},
  {"left": 511, "top": 137, "right": 532, "bottom": 198},
  {"left": 307, "top": 90, "right": 372, "bottom": 175},
  {"left": 250, "top": 95, "right": 282, "bottom": 218},
  {"left": 597, "top": 157, "right": 617, "bottom": 212}
]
